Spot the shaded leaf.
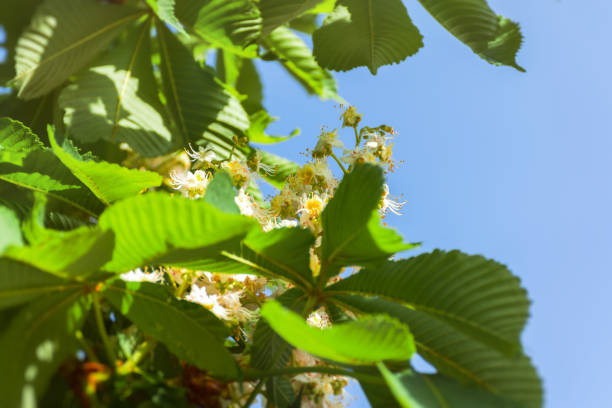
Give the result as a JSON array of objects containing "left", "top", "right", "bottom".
[
  {"left": 266, "top": 376, "right": 298, "bottom": 408},
  {"left": 0, "top": 258, "right": 79, "bottom": 310},
  {"left": 328, "top": 250, "right": 530, "bottom": 353},
  {"left": 174, "top": 0, "right": 261, "bottom": 57},
  {"left": 12, "top": 0, "right": 144, "bottom": 99},
  {"left": 259, "top": 150, "right": 300, "bottom": 189},
  {"left": 0, "top": 289, "right": 91, "bottom": 407},
  {"left": 417, "top": 1, "right": 524, "bottom": 71},
  {"left": 252, "top": 288, "right": 305, "bottom": 370},
  {"left": 335, "top": 295, "right": 542, "bottom": 407},
  {"left": 259, "top": 0, "right": 323, "bottom": 37},
  {"left": 59, "top": 20, "right": 176, "bottom": 157},
  {"left": 156, "top": 22, "right": 250, "bottom": 158},
  {"left": 265, "top": 27, "right": 339, "bottom": 100},
  {"left": 48, "top": 127, "right": 162, "bottom": 205},
  {"left": 103, "top": 280, "right": 237, "bottom": 378},
  {"left": 313, "top": 0, "right": 423, "bottom": 74},
  {"left": 261, "top": 300, "right": 415, "bottom": 365}
]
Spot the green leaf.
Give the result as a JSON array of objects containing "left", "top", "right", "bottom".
[
  {"left": 48, "top": 127, "right": 162, "bottom": 205},
  {"left": 156, "top": 22, "right": 251, "bottom": 158},
  {"left": 259, "top": 0, "right": 323, "bottom": 37},
  {"left": 266, "top": 376, "right": 298, "bottom": 408},
  {"left": 174, "top": 0, "right": 262, "bottom": 57},
  {"left": 0, "top": 258, "right": 80, "bottom": 310},
  {"left": 320, "top": 164, "right": 414, "bottom": 277},
  {"left": 264, "top": 27, "right": 339, "bottom": 100},
  {"left": 0, "top": 0, "right": 42, "bottom": 83},
  {"left": 0, "top": 92, "right": 54, "bottom": 138},
  {"left": 0, "top": 206, "right": 24, "bottom": 254},
  {"left": 98, "top": 192, "right": 256, "bottom": 273},
  {"left": 4, "top": 227, "right": 115, "bottom": 279},
  {"left": 312, "top": 0, "right": 423, "bottom": 74},
  {"left": 0, "top": 289, "right": 91, "bottom": 407},
  {"left": 0, "top": 116, "right": 43, "bottom": 165},
  {"left": 376, "top": 363, "right": 422, "bottom": 408},
  {"left": 146, "top": 0, "right": 186, "bottom": 33},
  {"left": 328, "top": 250, "right": 529, "bottom": 353},
  {"left": 371, "top": 367, "right": 524, "bottom": 408},
  {"left": 247, "top": 111, "right": 300, "bottom": 145},
  {"left": 0, "top": 119, "right": 105, "bottom": 216},
  {"left": 204, "top": 171, "right": 240, "bottom": 214},
  {"left": 12, "top": 0, "right": 145, "bottom": 99},
  {"left": 335, "top": 295, "right": 542, "bottom": 407},
  {"left": 102, "top": 280, "right": 237, "bottom": 378},
  {"left": 251, "top": 288, "right": 305, "bottom": 370},
  {"left": 261, "top": 300, "right": 415, "bottom": 365},
  {"left": 478, "top": 17, "right": 525, "bottom": 72},
  {"left": 417, "top": 1, "right": 524, "bottom": 71},
  {"left": 236, "top": 58, "right": 265, "bottom": 114},
  {"left": 176, "top": 226, "right": 315, "bottom": 287},
  {"left": 59, "top": 20, "right": 176, "bottom": 157},
  {"left": 258, "top": 150, "right": 300, "bottom": 189}
]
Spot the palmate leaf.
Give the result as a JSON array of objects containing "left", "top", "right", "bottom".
[
  {"left": 372, "top": 367, "right": 522, "bottom": 408},
  {"left": 102, "top": 280, "right": 237, "bottom": 379},
  {"left": 156, "top": 22, "right": 251, "bottom": 159},
  {"left": 328, "top": 250, "right": 530, "bottom": 353},
  {"left": 0, "top": 258, "right": 81, "bottom": 310},
  {"left": 266, "top": 376, "right": 298, "bottom": 408},
  {"left": 417, "top": 0, "right": 524, "bottom": 71},
  {"left": 3, "top": 227, "right": 115, "bottom": 280},
  {"left": 48, "top": 127, "right": 162, "bottom": 205},
  {"left": 97, "top": 192, "right": 256, "bottom": 273},
  {"left": 264, "top": 27, "right": 339, "bottom": 100},
  {"left": 335, "top": 295, "right": 542, "bottom": 407},
  {"left": 261, "top": 300, "right": 415, "bottom": 365},
  {"left": 236, "top": 58, "right": 265, "bottom": 114},
  {"left": 478, "top": 17, "right": 525, "bottom": 72},
  {"left": 0, "top": 119, "right": 105, "bottom": 216},
  {"left": 0, "top": 0, "right": 42, "bottom": 83},
  {"left": 0, "top": 288, "right": 91, "bottom": 407},
  {"left": 258, "top": 150, "right": 300, "bottom": 189},
  {"left": 146, "top": 0, "right": 186, "bottom": 33},
  {"left": 312, "top": 0, "right": 423, "bottom": 74},
  {"left": 320, "top": 164, "right": 415, "bottom": 279},
  {"left": 12, "top": 0, "right": 145, "bottom": 99},
  {"left": 259, "top": 0, "right": 323, "bottom": 38},
  {"left": 59, "top": 20, "right": 176, "bottom": 157},
  {"left": 174, "top": 0, "right": 262, "bottom": 57},
  {"left": 172, "top": 227, "right": 315, "bottom": 288},
  {"left": 0, "top": 206, "right": 23, "bottom": 254},
  {"left": 251, "top": 288, "right": 305, "bottom": 371}
]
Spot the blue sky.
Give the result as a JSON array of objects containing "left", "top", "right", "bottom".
[{"left": 256, "top": 1, "right": 612, "bottom": 407}]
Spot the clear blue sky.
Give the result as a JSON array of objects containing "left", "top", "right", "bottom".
[{"left": 256, "top": 1, "right": 612, "bottom": 407}]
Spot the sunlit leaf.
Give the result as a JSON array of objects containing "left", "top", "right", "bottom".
[
  {"left": 59, "top": 20, "right": 176, "bottom": 157},
  {"left": 98, "top": 192, "right": 256, "bottom": 272},
  {"left": 261, "top": 300, "right": 415, "bottom": 365},
  {"left": 0, "top": 206, "right": 23, "bottom": 254},
  {"left": 259, "top": 0, "right": 323, "bottom": 37},
  {"left": 48, "top": 127, "right": 162, "bottom": 205},
  {"left": 12, "top": 0, "right": 144, "bottom": 99}
]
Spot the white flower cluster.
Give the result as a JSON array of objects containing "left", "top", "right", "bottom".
[{"left": 122, "top": 106, "right": 405, "bottom": 407}]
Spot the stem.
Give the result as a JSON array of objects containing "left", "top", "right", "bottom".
[
  {"left": 354, "top": 126, "right": 360, "bottom": 146},
  {"left": 118, "top": 340, "right": 157, "bottom": 375},
  {"left": 241, "top": 379, "right": 265, "bottom": 408},
  {"left": 330, "top": 152, "right": 348, "bottom": 174},
  {"left": 92, "top": 291, "right": 116, "bottom": 368}
]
